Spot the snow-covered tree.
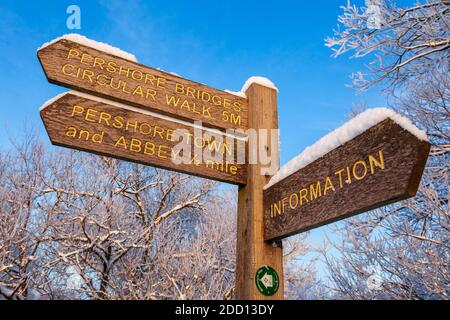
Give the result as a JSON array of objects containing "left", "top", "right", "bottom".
[
  {"left": 323, "top": 0, "right": 449, "bottom": 300},
  {"left": 0, "top": 130, "right": 315, "bottom": 300},
  {"left": 0, "top": 130, "right": 236, "bottom": 300}
]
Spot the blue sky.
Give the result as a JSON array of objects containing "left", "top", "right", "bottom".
[{"left": 0, "top": 0, "right": 389, "bottom": 277}]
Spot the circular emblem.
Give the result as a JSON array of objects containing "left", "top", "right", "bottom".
[{"left": 255, "top": 265, "right": 279, "bottom": 296}]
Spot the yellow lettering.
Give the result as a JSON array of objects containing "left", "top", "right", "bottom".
[
  {"left": 310, "top": 181, "right": 322, "bottom": 201},
  {"left": 131, "top": 70, "right": 143, "bottom": 81},
  {"left": 157, "top": 77, "right": 166, "bottom": 88},
  {"left": 175, "top": 83, "right": 185, "bottom": 94},
  {"left": 353, "top": 160, "right": 368, "bottom": 181},
  {"left": 273, "top": 201, "right": 281, "bottom": 217},
  {"left": 84, "top": 108, "right": 98, "bottom": 123},
  {"left": 130, "top": 138, "right": 142, "bottom": 153},
  {"left": 118, "top": 66, "right": 130, "bottom": 77},
  {"left": 79, "top": 130, "right": 90, "bottom": 141},
  {"left": 92, "top": 131, "right": 104, "bottom": 143},
  {"left": 186, "top": 86, "right": 196, "bottom": 98},
  {"left": 157, "top": 145, "right": 170, "bottom": 159},
  {"left": 93, "top": 57, "right": 105, "bottom": 69},
  {"left": 223, "top": 98, "right": 231, "bottom": 108},
  {"left": 110, "top": 78, "right": 121, "bottom": 90},
  {"left": 369, "top": 149, "right": 385, "bottom": 174},
  {"left": 153, "top": 126, "right": 165, "bottom": 140},
  {"left": 230, "top": 113, "right": 241, "bottom": 125},
  {"left": 144, "top": 74, "right": 156, "bottom": 86},
  {"left": 113, "top": 116, "right": 124, "bottom": 129},
  {"left": 62, "top": 63, "right": 75, "bottom": 76},
  {"left": 281, "top": 197, "right": 288, "bottom": 214},
  {"left": 324, "top": 176, "right": 335, "bottom": 195},
  {"left": 144, "top": 142, "right": 155, "bottom": 155},
  {"left": 97, "top": 112, "right": 111, "bottom": 126},
  {"left": 139, "top": 123, "right": 152, "bottom": 135},
  {"left": 66, "top": 126, "right": 77, "bottom": 137},
  {"left": 201, "top": 91, "right": 211, "bottom": 102},
  {"left": 133, "top": 85, "right": 144, "bottom": 97},
  {"left": 82, "top": 69, "right": 94, "bottom": 82},
  {"left": 67, "top": 48, "right": 79, "bottom": 60},
  {"left": 335, "top": 169, "right": 345, "bottom": 188},
  {"left": 289, "top": 193, "right": 299, "bottom": 210},
  {"left": 166, "top": 129, "right": 174, "bottom": 141},
  {"left": 146, "top": 89, "right": 157, "bottom": 101},
  {"left": 106, "top": 61, "right": 118, "bottom": 73},
  {"left": 233, "top": 101, "right": 242, "bottom": 112},
  {"left": 212, "top": 95, "right": 221, "bottom": 106},
  {"left": 299, "top": 188, "right": 309, "bottom": 205},
  {"left": 126, "top": 120, "right": 138, "bottom": 132},
  {"left": 166, "top": 94, "right": 180, "bottom": 107},
  {"left": 80, "top": 53, "right": 93, "bottom": 65},
  {"left": 346, "top": 166, "right": 352, "bottom": 185},
  {"left": 71, "top": 105, "right": 84, "bottom": 117},
  {"left": 115, "top": 136, "right": 128, "bottom": 149},
  {"left": 97, "top": 74, "right": 109, "bottom": 85},
  {"left": 180, "top": 100, "right": 191, "bottom": 111},
  {"left": 202, "top": 106, "right": 212, "bottom": 118}
]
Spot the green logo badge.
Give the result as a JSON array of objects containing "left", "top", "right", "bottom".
[{"left": 255, "top": 265, "right": 279, "bottom": 296}]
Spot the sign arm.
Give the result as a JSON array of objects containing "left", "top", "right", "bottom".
[{"left": 263, "top": 117, "right": 430, "bottom": 242}]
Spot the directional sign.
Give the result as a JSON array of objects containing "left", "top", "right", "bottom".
[
  {"left": 40, "top": 92, "right": 247, "bottom": 185},
  {"left": 263, "top": 118, "right": 430, "bottom": 242},
  {"left": 38, "top": 38, "right": 248, "bottom": 131}
]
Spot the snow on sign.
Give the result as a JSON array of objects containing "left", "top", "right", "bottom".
[
  {"left": 263, "top": 109, "right": 431, "bottom": 242},
  {"left": 40, "top": 91, "right": 247, "bottom": 185},
  {"left": 37, "top": 34, "right": 248, "bottom": 131}
]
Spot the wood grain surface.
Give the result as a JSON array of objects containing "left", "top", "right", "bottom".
[
  {"left": 38, "top": 39, "right": 248, "bottom": 131},
  {"left": 40, "top": 93, "right": 247, "bottom": 184},
  {"left": 263, "top": 119, "right": 430, "bottom": 241},
  {"left": 236, "top": 83, "right": 284, "bottom": 299}
]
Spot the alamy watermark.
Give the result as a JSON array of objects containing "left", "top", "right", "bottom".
[
  {"left": 66, "top": 5, "right": 81, "bottom": 30},
  {"left": 170, "top": 122, "right": 280, "bottom": 176}
]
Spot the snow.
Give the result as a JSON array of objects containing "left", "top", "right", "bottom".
[
  {"left": 38, "top": 34, "right": 137, "bottom": 62},
  {"left": 264, "top": 108, "right": 428, "bottom": 190},
  {"left": 155, "top": 67, "right": 181, "bottom": 78},
  {"left": 39, "top": 92, "right": 69, "bottom": 111},
  {"left": 39, "top": 91, "right": 246, "bottom": 141},
  {"left": 224, "top": 89, "right": 247, "bottom": 98},
  {"left": 241, "top": 76, "right": 278, "bottom": 93},
  {"left": 224, "top": 76, "right": 278, "bottom": 98}
]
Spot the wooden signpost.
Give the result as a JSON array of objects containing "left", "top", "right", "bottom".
[
  {"left": 263, "top": 119, "right": 430, "bottom": 242},
  {"left": 236, "top": 83, "right": 283, "bottom": 300},
  {"left": 37, "top": 35, "right": 430, "bottom": 301},
  {"left": 40, "top": 92, "right": 247, "bottom": 185},
  {"left": 38, "top": 38, "right": 248, "bottom": 131}
]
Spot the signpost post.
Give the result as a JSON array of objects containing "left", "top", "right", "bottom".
[
  {"left": 37, "top": 34, "right": 431, "bottom": 301},
  {"left": 235, "top": 83, "right": 284, "bottom": 300}
]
